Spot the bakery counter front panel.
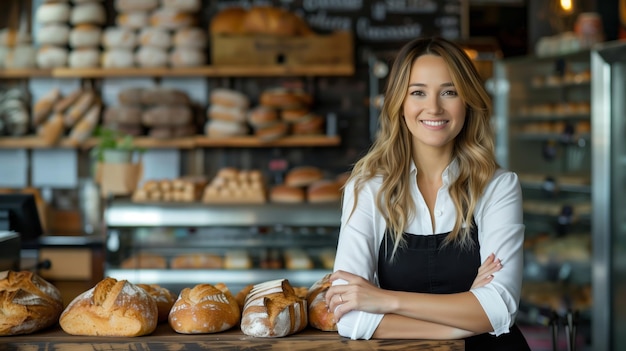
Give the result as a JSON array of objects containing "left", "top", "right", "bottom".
[{"left": 104, "top": 201, "right": 341, "bottom": 293}]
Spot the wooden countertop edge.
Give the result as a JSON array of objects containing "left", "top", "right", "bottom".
[{"left": 2, "top": 325, "right": 464, "bottom": 350}]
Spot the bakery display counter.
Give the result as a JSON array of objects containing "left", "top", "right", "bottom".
[{"left": 1, "top": 324, "right": 464, "bottom": 350}]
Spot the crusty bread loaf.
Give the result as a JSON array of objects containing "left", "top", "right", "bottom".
[
  {"left": 240, "top": 279, "right": 308, "bottom": 337},
  {"left": 307, "top": 180, "right": 341, "bottom": 203},
  {"left": 37, "top": 113, "right": 65, "bottom": 146},
  {"left": 137, "top": 284, "right": 175, "bottom": 323},
  {"left": 60, "top": 277, "right": 158, "bottom": 336},
  {"left": 234, "top": 284, "right": 253, "bottom": 311},
  {"left": 33, "top": 88, "right": 61, "bottom": 126},
  {"left": 0, "top": 270, "right": 64, "bottom": 336},
  {"left": 141, "top": 88, "right": 191, "bottom": 106},
  {"left": 168, "top": 283, "right": 240, "bottom": 334},
  {"left": 170, "top": 253, "right": 223, "bottom": 269},
  {"left": 285, "top": 166, "right": 323, "bottom": 188},
  {"left": 306, "top": 274, "right": 336, "bottom": 331},
  {"left": 270, "top": 185, "right": 305, "bottom": 203},
  {"left": 209, "top": 7, "right": 247, "bottom": 35},
  {"left": 120, "top": 253, "right": 167, "bottom": 269}
]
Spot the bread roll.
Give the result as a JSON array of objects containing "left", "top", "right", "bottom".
[
  {"left": 240, "top": 279, "right": 308, "bottom": 337},
  {"left": 142, "top": 105, "right": 193, "bottom": 126},
  {"left": 306, "top": 274, "right": 336, "bottom": 331},
  {"left": 205, "top": 119, "right": 247, "bottom": 138},
  {"left": 255, "top": 121, "right": 288, "bottom": 142},
  {"left": 36, "top": 24, "right": 70, "bottom": 46},
  {"left": 0, "top": 270, "right": 64, "bottom": 336},
  {"left": 116, "top": 11, "right": 149, "bottom": 29},
  {"left": 270, "top": 185, "right": 305, "bottom": 203},
  {"left": 173, "top": 28, "right": 206, "bottom": 48},
  {"left": 210, "top": 88, "right": 249, "bottom": 109},
  {"left": 285, "top": 166, "right": 323, "bottom": 187},
  {"left": 208, "top": 104, "right": 246, "bottom": 123},
  {"left": 70, "top": 2, "right": 106, "bottom": 25},
  {"left": 101, "top": 48, "right": 135, "bottom": 68},
  {"left": 69, "top": 24, "right": 102, "bottom": 48},
  {"left": 248, "top": 106, "right": 278, "bottom": 127},
  {"left": 68, "top": 48, "right": 100, "bottom": 68},
  {"left": 138, "top": 28, "right": 172, "bottom": 49},
  {"left": 169, "top": 47, "right": 205, "bottom": 67},
  {"left": 136, "top": 284, "right": 175, "bottom": 323},
  {"left": 168, "top": 283, "right": 240, "bottom": 334},
  {"left": 35, "top": 3, "right": 71, "bottom": 24},
  {"left": 162, "top": 0, "right": 201, "bottom": 12},
  {"left": 150, "top": 8, "right": 196, "bottom": 30},
  {"left": 60, "top": 277, "right": 158, "bottom": 336},
  {"left": 307, "top": 180, "right": 341, "bottom": 203},
  {"left": 135, "top": 46, "right": 168, "bottom": 67},
  {"left": 102, "top": 27, "right": 137, "bottom": 49},
  {"left": 281, "top": 108, "right": 310, "bottom": 123},
  {"left": 260, "top": 88, "right": 310, "bottom": 109},
  {"left": 115, "top": 0, "right": 159, "bottom": 12},
  {"left": 210, "top": 7, "right": 247, "bottom": 35},
  {"left": 36, "top": 45, "right": 68, "bottom": 68}
]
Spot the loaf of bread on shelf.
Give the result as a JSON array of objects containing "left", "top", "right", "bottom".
[
  {"left": 141, "top": 88, "right": 191, "bottom": 106},
  {"left": 210, "top": 88, "right": 249, "bottom": 109},
  {"left": 224, "top": 249, "right": 252, "bottom": 270},
  {"left": 168, "top": 283, "right": 240, "bottom": 334},
  {"left": 0, "top": 270, "right": 64, "bottom": 336},
  {"left": 101, "top": 48, "right": 135, "bottom": 68},
  {"left": 69, "top": 24, "right": 102, "bottom": 48},
  {"left": 103, "top": 105, "right": 143, "bottom": 126},
  {"left": 307, "top": 180, "right": 341, "bottom": 203},
  {"left": 248, "top": 106, "right": 279, "bottom": 127},
  {"left": 135, "top": 46, "right": 169, "bottom": 68},
  {"left": 65, "top": 90, "right": 96, "bottom": 127},
  {"left": 67, "top": 103, "right": 100, "bottom": 145},
  {"left": 162, "top": 0, "right": 202, "bottom": 12},
  {"left": 53, "top": 89, "right": 82, "bottom": 114},
  {"left": 102, "top": 27, "right": 137, "bottom": 49},
  {"left": 69, "top": 48, "right": 100, "bottom": 68},
  {"left": 37, "top": 113, "right": 65, "bottom": 146},
  {"left": 138, "top": 27, "right": 172, "bottom": 49},
  {"left": 171, "top": 253, "right": 223, "bottom": 269},
  {"left": 150, "top": 8, "right": 196, "bottom": 30},
  {"left": 169, "top": 47, "right": 205, "bottom": 67},
  {"left": 260, "top": 88, "right": 312, "bottom": 109},
  {"left": 284, "top": 249, "right": 313, "bottom": 270},
  {"left": 116, "top": 11, "right": 150, "bottom": 30},
  {"left": 269, "top": 185, "right": 305, "bottom": 203},
  {"left": 36, "top": 23, "right": 70, "bottom": 46},
  {"left": 120, "top": 252, "right": 168, "bottom": 269},
  {"left": 142, "top": 105, "right": 193, "bottom": 127},
  {"left": 254, "top": 121, "right": 288, "bottom": 142},
  {"left": 70, "top": 2, "right": 106, "bottom": 25},
  {"left": 306, "top": 273, "right": 336, "bottom": 331},
  {"left": 33, "top": 88, "right": 61, "bottom": 127},
  {"left": 210, "top": 7, "right": 247, "bottom": 35},
  {"left": 284, "top": 166, "right": 324, "bottom": 187},
  {"left": 292, "top": 114, "right": 325, "bottom": 135},
  {"left": 202, "top": 168, "right": 266, "bottom": 204},
  {"left": 36, "top": 45, "right": 68, "bottom": 68},
  {"left": 137, "top": 283, "right": 175, "bottom": 323},
  {"left": 35, "top": 3, "right": 71, "bottom": 24},
  {"left": 235, "top": 284, "right": 254, "bottom": 311},
  {"left": 243, "top": 6, "right": 309, "bottom": 36},
  {"left": 173, "top": 27, "right": 206, "bottom": 49},
  {"left": 208, "top": 104, "right": 247, "bottom": 123},
  {"left": 240, "top": 278, "right": 308, "bottom": 337},
  {"left": 60, "top": 277, "right": 158, "bottom": 336}
]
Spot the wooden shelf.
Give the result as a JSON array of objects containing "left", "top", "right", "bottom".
[
  {"left": 0, "top": 135, "right": 341, "bottom": 149},
  {"left": 1, "top": 64, "right": 354, "bottom": 79}
]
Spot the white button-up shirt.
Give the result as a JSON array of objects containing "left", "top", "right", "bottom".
[{"left": 333, "top": 159, "right": 525, "bottom": 339}]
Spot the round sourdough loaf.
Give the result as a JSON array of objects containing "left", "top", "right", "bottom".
[
  {"left": 0, "top": 270, "right": 64, "bottom": 336},
  {"left": 59, "top": 277, "right": 158, "bottom": 336},
  {"left": 168, "top": 283, "right": 240, "bottom": 334},
  {"left": 137, "top": 283, "right": 175, "bottom": 323},
  {"left": 285, "top": 166, "right": 323, "bottom": 187}
]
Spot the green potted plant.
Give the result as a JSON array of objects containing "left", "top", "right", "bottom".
[{"left": 90, "top": 127, "right": 141, "bottom": 164}]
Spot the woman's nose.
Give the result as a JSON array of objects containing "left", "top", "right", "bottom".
[{"left": 425, "top": 96, "right": 443, "bottom": 114}]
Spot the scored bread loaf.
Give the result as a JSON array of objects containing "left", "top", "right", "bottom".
[
  {"left": 137, "top": 283, "right": 175, "bottom": 323},
  {"left": 306, "top": 273, "right": 337, "bottom": 331},
  {"left": 240, "top": 279, "right": 308, "bottom": 337},
  {"left": 0, "top": 270, "right": 64, "bottom": 336},
  {"left": 60, "top": 277, "right": 158, "bottom": 336},
  {"left": 168, "top": 283, "right": 240, "bottom": 334}
]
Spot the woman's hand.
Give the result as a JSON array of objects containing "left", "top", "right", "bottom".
[
  {"left": 325, "top": 270, "right": 394, "bottom": 321},
  {"left": 471, "top": 253, "right": 502, "bottom": 289}
]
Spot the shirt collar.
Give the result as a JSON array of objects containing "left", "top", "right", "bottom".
[{"left": 410, "top": 157, "right": 459, "bottom": 186}]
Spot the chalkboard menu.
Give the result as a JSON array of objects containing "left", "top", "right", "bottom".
[{"left": 208, "top": 0, "right": 465, "bottom": 64}]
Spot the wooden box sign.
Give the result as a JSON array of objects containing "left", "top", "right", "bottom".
[{"left": 211, "top": 31, "right": 353, "bottom": 66}]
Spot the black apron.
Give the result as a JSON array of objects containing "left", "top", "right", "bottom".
[{"left": 377, "top": 224, "right": 530, "bottom": 351}]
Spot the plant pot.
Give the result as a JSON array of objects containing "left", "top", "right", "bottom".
[{"left": 102, "top": 149, "right": 133, "bottom": 163}]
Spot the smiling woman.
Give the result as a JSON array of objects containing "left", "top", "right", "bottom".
[{"left": 324, "top": 37, "right": 530, "bottom": 351}]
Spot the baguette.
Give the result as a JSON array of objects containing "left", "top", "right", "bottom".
[
  {"left": 59, "top": 277, "right": 158, "bottom": 337},
  {"left": 64, "top": 90, "right": 96, "bottom": 128},
  {"left": 32, "top": 88, "right": 61, "bottom": 127},
  {"left": 53, "top": 89, "right": 82, "bottom": 114},
  {"left": 37, "top": 113, "right": 65, "bottom": 146},
  {"left": 240, "top": 279, "right": 308, "bottom": 337},
  {"left": 0, "top": 271, "right": 64, "bottom": 336},
  {"left": 67, "top": 103, "right": 100, "bottom": 146},
  {"left": 168, "top": 283, "right": 240, "bottom": 334}
]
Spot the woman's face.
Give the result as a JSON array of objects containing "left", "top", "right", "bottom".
[{"left": 402, "top": 54, "right": 466, "bottom": 151}]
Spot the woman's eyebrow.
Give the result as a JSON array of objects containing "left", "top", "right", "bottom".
[{"left": 407, "top": 82, "right": 455, "bottom": 88}]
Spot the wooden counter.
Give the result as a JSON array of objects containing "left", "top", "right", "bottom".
[{"left": 0, "top": 324, "right": 464, "bottom": 351}]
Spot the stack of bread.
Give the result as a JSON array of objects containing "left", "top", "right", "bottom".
[
  {"left": 35, "top": 0, "right": 106, "bottom": 68},
  {"left": 60, "top": 277, "right": 159, "bottom": 336},
  {"left": 210, "top": 6, "right": 314, "bottom": 37},
  {"left": 104, "top": 86, "right": 197, "bottom": 138},
  {"left": 35, "top": 87, "right": 102, "bottom": 146},
  {"left": 111, "top": 0, "right": 205, "bottom": 68},
  {"left": 169, "top": 283, "right": 240, "bottom": 334},
  {"left": 202, "top": 167, "right": 266, "bottom": 204},
  {"left": 132, "top": 176, "right": 207, "bottom": 203},
  {"left": 240, "top": 279, "right": 308, "bottom": 337},
  {"left": 270, "top": 166, "right": 342, "bottom": 204},
  {"left": 205, "top": 88, "right": 250, "bottom": 138},
  {"left": 0, "top": 88, "right": 30, "bottom": 136},
  {"left": 0, "top": 270, "right": 64, "bottom": 336},
  {"left": 0, "top": 27, "right": 36, "bottom": 69}
]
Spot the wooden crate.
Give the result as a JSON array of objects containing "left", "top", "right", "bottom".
[{"left": 211, "top": 31, "right": 353, "bottom": 66}]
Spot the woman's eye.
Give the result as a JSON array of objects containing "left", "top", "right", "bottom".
[
  {"left": 410, "top": 90, "right": 425, "bottom": 96},
  {"left": 442, "top": 90, "right": 458, "bottom": 96}
]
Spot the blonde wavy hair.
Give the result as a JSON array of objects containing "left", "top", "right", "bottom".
[{"left": 348, "top": 37, "right": 497, "bottom": 258}]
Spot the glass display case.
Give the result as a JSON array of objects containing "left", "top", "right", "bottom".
[
  {"left": 493, "top": 50, "right": 593, "bottom": 349},
  {"left": 103, "top": 201, "right": 340, "bottom": 294},
  {"left": 591, "top": 40, "right": 626, "bottom": 351}
]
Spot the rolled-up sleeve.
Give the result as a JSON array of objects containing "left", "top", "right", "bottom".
[
  {"left": 471, "top": 171, "right": 525, "bottom": 336},
  {"left": 333, "top": 179, "right": 386, "bottom": 339}
]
